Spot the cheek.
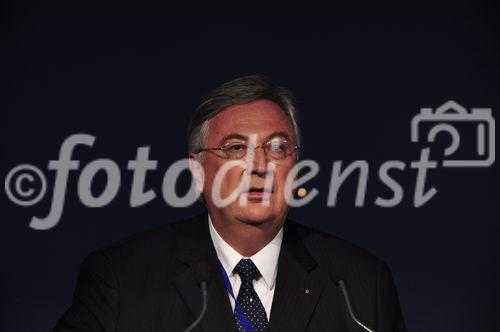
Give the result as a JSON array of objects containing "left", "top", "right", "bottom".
[
  {"left": 204, "top": 163, "right": 244, "bottom": 195},
  {"left": 274, "top": 165, "right": 294, "bottom": 195},
  {"left": 202, "top": 162, "right": 221, "bottom": 196},
  {"left": 221, "top": 168, "right": 244, "bottom": 191}
]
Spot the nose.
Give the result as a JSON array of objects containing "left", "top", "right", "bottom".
[{"left": 249, "top": 146, "right": 269, "bottom": 177}]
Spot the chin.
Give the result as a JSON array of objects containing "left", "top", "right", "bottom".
[{"left": 237, "top": 209, "right": 276, "bottom": 226}]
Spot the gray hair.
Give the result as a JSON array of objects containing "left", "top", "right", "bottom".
[{"left": 187, "top": 75, "right": 301, "bottom": 160}]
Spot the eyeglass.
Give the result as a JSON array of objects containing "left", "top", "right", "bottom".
[{"left": 195, "top": 137, "right": 299, "bottom": 160}]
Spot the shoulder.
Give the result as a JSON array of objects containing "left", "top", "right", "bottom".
[
  {"left": 83, "top": 214, "right": 206, "bottom": 273},
  {"left": 285, "top": 220, "right": 388, "bottom": 280},
  {"left": 285, "top": 221, "right": 407, "bottom": 330}
]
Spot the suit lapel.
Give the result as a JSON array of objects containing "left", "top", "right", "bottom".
[
  {"left": 171, "top": 215, "right": 324, "bottom": 332},
  {"left": 171, "top": 215, "right": 237, "bottom": 332},
  {"left": 268, "top": 221, "right": 324, "bottom": 332}
]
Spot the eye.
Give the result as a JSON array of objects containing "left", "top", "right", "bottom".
[
  {"left": 269, "top": 140, "right": 286, "bottom": 151},
  {"left": 226, "top": 143, "right": 247, "bottom": 152},
  {"left": 230, "top": 145, "right": 243, "bottom": 151}
]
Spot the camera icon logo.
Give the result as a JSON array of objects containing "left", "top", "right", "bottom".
[{"left": 411, "top": 100, "right": 495, "bottom": 167}]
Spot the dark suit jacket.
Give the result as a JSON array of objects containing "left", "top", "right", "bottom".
[{"left": 53, "top": 213, "right": 407, "bottom": 332}]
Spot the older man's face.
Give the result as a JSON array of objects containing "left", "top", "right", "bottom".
[{"left": 199, "top": 99, "right": 297, "bottom": 226}]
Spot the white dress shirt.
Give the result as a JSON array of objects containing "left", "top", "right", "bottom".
[{"left": 208, "top": 215, "right": 283, "bottom": 320}]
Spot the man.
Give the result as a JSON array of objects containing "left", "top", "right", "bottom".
[{"left": 54, "top": 76, "right": 407, "bottom": 331}]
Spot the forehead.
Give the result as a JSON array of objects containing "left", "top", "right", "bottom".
[{"left": 206, "top": 99, "right": 294, "bottom": 144}]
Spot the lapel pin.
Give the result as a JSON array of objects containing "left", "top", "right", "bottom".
[{"left": 305, "top": 289, "right": 310, "bottom": 294}]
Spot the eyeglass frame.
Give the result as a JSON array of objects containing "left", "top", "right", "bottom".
[{"left": 194, "top": 138, "right": 299, "bottom": 161}]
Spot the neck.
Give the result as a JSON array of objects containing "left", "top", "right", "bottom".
[{"left": 209, "top": 212, "right": 284, "bottom": 257}]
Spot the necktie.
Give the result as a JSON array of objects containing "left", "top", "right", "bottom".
[{"left": 234, "top": 259, "right": 269, "bottom": 332}]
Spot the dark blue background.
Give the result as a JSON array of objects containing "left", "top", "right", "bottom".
[{"left": 2, "top": 1, "right": 499, "bottom": 331}]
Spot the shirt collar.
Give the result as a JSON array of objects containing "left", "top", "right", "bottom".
[{"left": 208, "top": 214, "right": 283, "bottom": 290}]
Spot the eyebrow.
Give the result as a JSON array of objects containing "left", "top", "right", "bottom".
[
  {"left": 218, "top": 131, "right": 291, "bottom": 146},
  {"left": 266, "top": 131, "right": 291, "bottom": 141},
  {"left": 217, "top": 133, "right": 248, "bottom": 146}
]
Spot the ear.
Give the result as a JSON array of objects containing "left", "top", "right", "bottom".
[{"left": 189, "top": 154, "right": 205, "bottom": 193}]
